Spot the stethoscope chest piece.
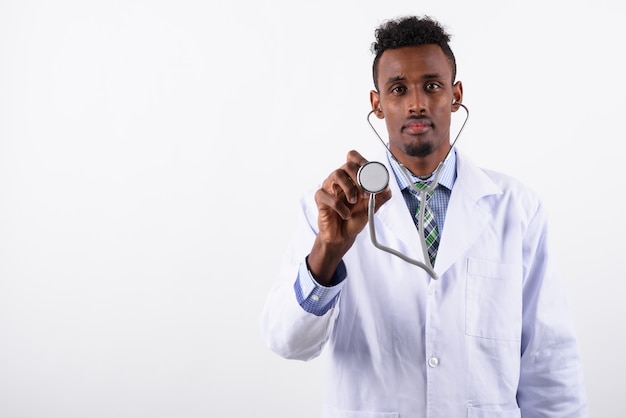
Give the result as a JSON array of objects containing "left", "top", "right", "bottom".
[{"left": 357, "top": 161, "right": 389, "bottom": 194}]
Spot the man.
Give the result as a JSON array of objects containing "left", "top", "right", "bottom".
[{"left": 260, "top": 15, "right": 587, "bottom": 417}]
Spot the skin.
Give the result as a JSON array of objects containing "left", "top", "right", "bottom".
[
  {"left": 370, "top": 44, "right": 463, "bottom": 175},
  {"left": 308, "top": 44, "right": 463, "bottom": 285}
]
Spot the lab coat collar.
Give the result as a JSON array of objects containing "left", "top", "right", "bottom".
[
  {"left": 387, "top": 148, "right": 456, "bottom": 193},
  {"left": 373, "top": 147, "right": 503, "bottom": 278}
]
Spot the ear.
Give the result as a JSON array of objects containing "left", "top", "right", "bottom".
[
  {"left": 451, "top": 81, "right": 463, "bottom": 112},
  {"left": 370, "top": 90, "right": 384, "bottom": 118}
]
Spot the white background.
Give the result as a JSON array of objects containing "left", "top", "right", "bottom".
[{"left": 0, "top": 0, "right": 624, "bottom": 417}]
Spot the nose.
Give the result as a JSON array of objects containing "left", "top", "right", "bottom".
[{"left": 407, "top": 89, "right": 427, "bottom": 114}]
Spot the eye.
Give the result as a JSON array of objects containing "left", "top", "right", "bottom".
[
  {"left": 390, "top": 85, "right": 407, "bottom": 95},
  {"left": 425, "top": 82, "right": 442, "bottom": 91}
]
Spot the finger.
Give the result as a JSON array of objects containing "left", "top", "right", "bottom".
[
  {"left": 342, "top": 150, "right": 370, "bottom": 202},
  {"left": 315, "top": 187, "right": 352, "bottom": 220},
  {"left": 373, "top": 188, "right": 393, "bottom": 212},
  {"left": 344, "top": 150, "right": 369, "bottom": 180},
  {"left": 346, "top": 150, "right": 368, "bottom": 167},
  {"left": 322, "top": 168, "right": 360, "bottom": 205}
]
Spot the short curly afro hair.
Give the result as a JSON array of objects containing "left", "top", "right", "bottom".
[{"left": 371, "top": 15, "right": 457, "bottom": 90}]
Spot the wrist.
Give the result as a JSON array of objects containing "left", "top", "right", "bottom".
[{"left": 307, "top": 238, "right": 350, "bottom": 286}]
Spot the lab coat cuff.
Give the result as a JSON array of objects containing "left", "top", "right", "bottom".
[{"left": 293, "top": 258, "right": 346, "bottom": 316}]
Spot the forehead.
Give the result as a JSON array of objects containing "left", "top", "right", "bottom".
[{"left": 377, "top": 44, "right": 453, "bottom": 83}]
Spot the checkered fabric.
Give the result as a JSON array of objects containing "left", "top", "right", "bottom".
[{"left": 414, "top": 182, "right": 440, "bottom": 266}]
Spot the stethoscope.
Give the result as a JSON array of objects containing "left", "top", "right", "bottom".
[{"left": 356, "top": 101, "right": 470, "bottom": 280}]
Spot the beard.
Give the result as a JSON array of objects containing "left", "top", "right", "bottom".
[{"left": 403, "top": 141, "right": 434, "bottom": 157}]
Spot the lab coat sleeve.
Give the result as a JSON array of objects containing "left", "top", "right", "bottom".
[
  {"left": 517, "top": 202, "right": 588, "bottom": 417},
  {"left": 259, "top": 190, "right": 342, "bottom": 361}
]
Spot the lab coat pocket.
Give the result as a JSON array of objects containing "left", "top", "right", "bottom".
[
  {"left": 322, "top": 405, "right": 398, "bottom": 418},
  {"left": 465, "top": 258, "right": 523, "bottom": 341},
  {"left": 466, "top": 406, "right": 521, "bottom": 417}
]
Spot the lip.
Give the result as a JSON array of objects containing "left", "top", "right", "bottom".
[{"left": 403, "top": 118, "right": 432, "bottom": 135}]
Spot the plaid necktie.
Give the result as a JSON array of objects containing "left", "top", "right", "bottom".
[{"left": 414, "top": 182, "right": 440, "bottom": 266}]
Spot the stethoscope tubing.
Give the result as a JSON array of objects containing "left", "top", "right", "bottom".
[
  {"left": 367, "top": 192, "right": 438, "bottom": 278},
  {"left": 364, "top": 103, "right": 470, "bottom": 280}
]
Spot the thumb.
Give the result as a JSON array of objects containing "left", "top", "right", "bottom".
[{"left": 373, "top": 188, "right": 392, "bottom": 212}]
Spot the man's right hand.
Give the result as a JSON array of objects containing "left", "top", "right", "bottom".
[{"left": 307, "top": 150, "right": 392, "bottom": 285}]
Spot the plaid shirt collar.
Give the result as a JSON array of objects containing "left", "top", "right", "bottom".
[{"left": 387, "top": 148, "right": 457, "bottom": 193}]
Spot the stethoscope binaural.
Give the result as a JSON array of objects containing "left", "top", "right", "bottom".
[{"left": 356, "top": 101, "right": 470, "bottom": 280}]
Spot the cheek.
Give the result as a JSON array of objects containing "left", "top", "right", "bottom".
[
  {"left": 434, "top": 103, "right": 453, "bottom": 123},
  {"left": 381, "top": 102, "right": 404, "bottom": 122},
  {"left": 383, "top": 115, "right": 399, "bottom": 134}
]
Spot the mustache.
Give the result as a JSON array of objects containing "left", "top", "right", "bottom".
[{"left": 407, "top": 114, "right": 431, "bottom": 121}]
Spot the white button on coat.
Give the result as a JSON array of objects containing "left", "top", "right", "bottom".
[{"left": 428, "top": 356, "right": 439, "bottom": 368}]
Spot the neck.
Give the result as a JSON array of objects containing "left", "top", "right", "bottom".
[
  {"left": 417, "top": 171, "right": 436, "bottom": 180},
  {"left": 394, "top": 144, "right": 452, "bottom": 179},
  {"left": 397, "top": 155, "right": 446, "bottom": 179}
]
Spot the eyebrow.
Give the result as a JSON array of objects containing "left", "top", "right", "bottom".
[
  {"left": 385, "top": 75, "right": 406, "bottom": 85},
  {"left": 385, "top": 73, "right": 444, "bottom": 86}
]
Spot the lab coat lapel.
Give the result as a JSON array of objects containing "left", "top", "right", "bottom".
[
  {"left": 363, "top": 149, "right": 503, "bottom": 272},
  {"left": 434, "top": 150, "right": 503, "bottom": 276}
]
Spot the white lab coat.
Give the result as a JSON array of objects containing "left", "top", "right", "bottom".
[{"left": 260, "top": 149, "right": 587, "bottom": 418}]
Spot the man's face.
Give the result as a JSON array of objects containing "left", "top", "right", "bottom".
[{"left": 371, "top": 44, "right": 462, "bottom": 173}]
